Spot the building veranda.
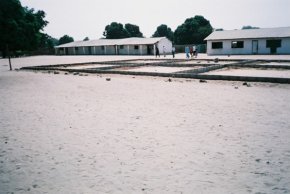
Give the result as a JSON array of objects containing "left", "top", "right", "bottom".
[{"left": 55, "top": 37, "right": 172, "bottom": 56}]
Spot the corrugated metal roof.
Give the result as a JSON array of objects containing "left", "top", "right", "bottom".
[
  {"left": 55, "top": 37, "right": 166, "bottom": 48},
  {"left": 205, "top": 27, "right": 290, "bottom": 41}
]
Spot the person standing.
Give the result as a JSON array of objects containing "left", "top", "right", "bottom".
[
  {"left": 185, "top": 46, "right": 190, "bottom": 59},
  {"left": 172, "top": 46, "right": 175, "bottom": 58},
  {"left": 190, "top": 46, "right": 194, "bottom": 58},
  {"left": 193, "top": 45, "right": 197, "bottom": 58},
  {"left": 163, "top": 46, "right": 166, "bottom": 57},
  {"left": 155, "top": 45, "right": 160, "bottom": 58}
]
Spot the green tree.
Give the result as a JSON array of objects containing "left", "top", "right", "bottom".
[
  {"left": 58, "top": 35, "right": 74, "bottom": 45},
  {"left": 39, "top": 34, "right": 57, "bottom": 49},
  {"left": 83, "top": 37, "right": 89, "bottom": 41},
  {"left": 152, "top": 24, "right": 174, "bottom": 41},
  {"left": 242, "top": 25, "right": 259, "bottom": 30},
  {"left": 103, "top": 22, "right": 129, "bottom": 39},
  {"left": 125, "top": 23, "right": 143, "bottom": 37},
  {"left": 174, "top": 15, "right": 213, "bottom": 44},
  {"left": 0, "top": 0, "right": 48, "bottom": 57}
]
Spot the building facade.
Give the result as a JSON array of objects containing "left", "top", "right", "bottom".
[
  {"left": 205, "top": 27, "right": 290, "bottom": 55},
  {"left": 55, "top": 37, "right": 172, "bottom": 56}
]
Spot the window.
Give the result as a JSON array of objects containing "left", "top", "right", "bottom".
[
  {"left": 134, "top": 45, "right": 139, "bottom": 50},
  {"left": 75, "top": 47, "right": 79, "bottom": 51},
  {"left": 231, "top": 41, "right": 244, "bottom": 48},
  {"left": 266, "top": 39, "right": 281, "bottom": 48},
  {"left": 212, "top": 42, "right": 223, "bottom": 49},
  {"left": 120, "top": 45, "right": 124, "bottom": 49},
  {"left": 101, "top": 46, "right": 105, "bottom": 50}
]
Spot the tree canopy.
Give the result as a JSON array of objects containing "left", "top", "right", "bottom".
[
  {"left": 152, "top": 24, "right": 174, "bottom": 41},
  {"left": 125, "top": 23, "right": 143, "bottom": 37},
  {"left": 58, "top": 35, "right": 74, "bottom": 45},
  {"left": 103, "top": 22, "right": 144, "bottom": 39},
  {"left": 0, "top": 0, "right": 49, "bottom": 57},
  {"left": 242, "top": 25, "right": 260, "bottom": 30},
  {"left": 174, "top": 15, "right": 213, "bottom": 45}
]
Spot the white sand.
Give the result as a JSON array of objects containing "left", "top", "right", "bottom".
[
  {"left": 59, "top": 64, "right": 116, "bottom": 70},
  {"left": 203, "top": 68, "right": 290, "bottom": 78},
  {"left": 124, "top": 60, "right": 168, "bottom": 64},
  {"left": 2, "top": 54, "right": 290, "bottom": 70},
  {"left": 1, "top": 56, "right": 290, "bottom": 194},
  {"left": 118, "top": 66, "right": 196, "bottom": 73},
  {"left": 259, "top": 62, "right": 290, "bottom": 66},
  {"left": 176, "top": 60, "right": 236, "bottom": 65}
]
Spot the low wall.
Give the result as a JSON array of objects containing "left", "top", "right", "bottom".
[{"left": 20, "top": 59, "right": 290, "bottom": 84}]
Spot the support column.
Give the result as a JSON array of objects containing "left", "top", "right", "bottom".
[
  {"left": 127, "top": 45, "right": 130, "bottom": 55},
  {"left": 83, "top": 47, "right": 85, "bottom": 55},
  {"left": 104, "top": 46, "right": 107, "bottom": 55},
  {"left": 93, "top": 46, "right": 96, "bottom": 55},
  {"left": 140, "top": 45, "right": 143, "bottom": 55},
  {"left": 153, "top": 44, "right": 156, "bottom": 56}
]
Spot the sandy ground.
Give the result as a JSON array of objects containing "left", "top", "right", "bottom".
[
  {"left": 118, "top": 66, "right": 196, "bottom": 73},
  {"left": 203, "top": 68, "right": 290, "bottom": 78},
  {"left": 1, "top": 53, "right": 290, "bottom": 70},
  {"left": 1, "top": 55, "right": 290, "bottom": 194},
  {"left": 60, "top": 64, "right": 116, "bottom": 70}
]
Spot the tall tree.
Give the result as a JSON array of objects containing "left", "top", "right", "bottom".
[
  {"left": 39, "top": 33, "right": 57, "bottom": 49},
  {"left": 152, "top": 24, "right": 174, "bottom": 41},
  {"left": 58, "top": 35, "right": 74, "bottom": 45},
  {"left": 242, "top": 25, "right": 259, "bottom": 30},
  {"left": 103, "top": 22, "right": 129, "bottom": 39},
  {"left": 125, "top": 23, "right": 143, "bottom": 37},
  {"left": 0, "top": 0, "right": 48, "bottom": 57},
  {"left": 174, "top": 15, "right": 213, "bottom": 44}
]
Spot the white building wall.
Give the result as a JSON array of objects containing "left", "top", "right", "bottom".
[
  {"left": 157, "top": 38, "right": 172, "bottom": 54},
  {"left": 140, "top": 45, "right": 147, "bottom": 55},
  {"left": 207, "top": 38, "right": 290, "bottom": 55},
  {"left": 56, "top": 38, "right": 173, "bottom": 56},
  {"left": 118, "top": 46, "right": 128, "bottom": 55},
  {"left": 278, "top": 38, "right": 290, "bottom": 54},
  {"left": 129, "top": 45, "right": 141, "bottom": 55},
  {"left": 94, "top": 46, "right": 106, "bottom": 55},
  {"left": 67, "top": 48, "right": 75, "bottom": 55},
  {"left": 105, "top": 46, "right": 116, "bottom": 55}
]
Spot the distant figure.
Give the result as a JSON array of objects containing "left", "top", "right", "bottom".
[
  {"left": 163, "top": 46, "right": 166, "bottom": 57},
  {"left": 185, "top": 46, "right": 190, "bottom": 59},
  {"left": 190, "top": 46, "right": 194, "bottom": 58},
  {"left": 155, "top": 45, "right": 160, "bottom": 58},
  {"left": 193, "top": 45, "right": 197, "bottom": 58},
  {"left": 172, "top": 46, "right": 175, "bottom": 58}
]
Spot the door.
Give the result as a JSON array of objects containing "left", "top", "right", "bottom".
[
  {"left": 147, "top": 45, "right": 153, "bottom": 55},
  {"left": 252, "top": 40, "right": 258, "bottom": 54},
  {"left": 88, "top": 47, "right": 92, "bottom": 55},
  {"left": 65, "top": 48, "right": 68, "bottom": 55}
]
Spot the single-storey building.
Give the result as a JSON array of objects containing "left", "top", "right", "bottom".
[
  {"left": 55, "top": 37, "right": 172, "bottom": 56},
  {"left": 205, "top": 27, "right": 290, "bottom": 55}
]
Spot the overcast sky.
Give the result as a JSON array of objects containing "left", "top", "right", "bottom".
[{"left": 20, "top": 0, "right": 290, "bottom": 41}]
